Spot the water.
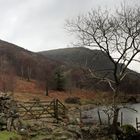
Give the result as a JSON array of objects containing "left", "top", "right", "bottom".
[{"left": 81, "top": 103, "right": 140, "bottom": 127}]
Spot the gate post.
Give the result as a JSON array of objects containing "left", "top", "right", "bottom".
[{"left": 54, "top": 99, "right": 59, "bottom": 123}]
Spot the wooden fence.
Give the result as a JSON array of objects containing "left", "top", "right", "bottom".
[
  {"left": 16, "top": 99, "right": 66, "bottom": 123},
  {"left": 136, "top": 117, "right": 140, "bottom": 131}
]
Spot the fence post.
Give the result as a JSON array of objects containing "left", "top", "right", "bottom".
[
  {"left": 54, "top": 99, "right": 59, "bottom": 123},
  {"left": 79, "top": 107, "right": 82, "bottom": 124},
  {"left": 120, "top": 112, "right": 123, "bottom": 126},
  {"left": 97, "top": 109, "right": 102, "bottom": 125},
  {"left": 136, "top": 117, "right": 138, "bottom": 131},
  {"left": 53, "top": 99, "right": 55, "bottom": 119}
]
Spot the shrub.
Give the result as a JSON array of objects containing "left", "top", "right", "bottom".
[
  {"left": 121, "top": 124, "right": 136, "bottom": 139},
  {"left": 54, "top": 68, "right": 66, "bottom": 91},
  {"left": 65, "top": 97, "right": 80, "bottom": 104}
]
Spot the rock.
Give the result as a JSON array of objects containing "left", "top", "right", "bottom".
[
  {"left": 68, "top": 116, "right": 77, "bottom": 125},
  {"left": 96, "top": 136, "right": 112, "bottom": 140},
  {"left": 53, "top": 131, "right": 63, "bottom": 137},
  {"left": 48, "top": 126, "right": 81, "bottom": 140},
  {"left": 41, "top": 135, "right": 52, "bottom": 140},
  {"left": 39, "top": 128, "right": 52, "bottom": 135},
  {"left": 67, "top": 115, "right": 81, "bottom": 125},
  {"left": 1, "top": 125, "right": 7, "bottom": 130},
  {"left": 55, "top": 135, "right": 68, "bottom": 140},
  {"left": 29, "top": 132, "right": 38, "bottom": 137},
  {"left": 90, "top": 125, "right": 100, "bottom": 136},
  {"left": 0, "top": 116, "right": 7, "bottom": 125},
  {"left": 19, "top": 128, "right": 28, "bottom": 136},
  {"left": 67, "top": 124, "right": 82, "bottom": 138},
  {"left": 76, "top": 118, "right": 81, "bottom": 125},
  {"left": 0, "top": 92, "right": 21, "bottom": 131},
  {"left": 81, "top": 126, "right": 90, "bottom": 132}
]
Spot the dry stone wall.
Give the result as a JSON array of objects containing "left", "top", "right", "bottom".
[{"left": 0, "top": 92, "right": 20, "bottom": 131}]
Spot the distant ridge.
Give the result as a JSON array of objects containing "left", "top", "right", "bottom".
[{"left": 39, "top": 47, "right": 114, "bottom": 71}]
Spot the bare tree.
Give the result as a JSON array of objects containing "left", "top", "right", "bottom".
[
  {"left": 66, "top": 5, "right": 140, "bottom": 134},
  {"left": 0, "top": 55, "right": 16, "bottom": 93}
]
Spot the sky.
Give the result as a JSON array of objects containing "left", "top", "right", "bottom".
[{"left": 0, "top": 0, "right": 140, "bottom": 72}]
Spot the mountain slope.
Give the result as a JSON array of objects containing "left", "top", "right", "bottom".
[
  {"left": 0, "top": 39, "right": 139, "bottom": 94},
  {"left": 0, "top": 39, "right": 59, "bottom": 87},
  {"left": 40, "top": 47, "right": 140, "bottom": 93},
  {"left": 40, "top": 47, "right": 114, "bottom": 71}
]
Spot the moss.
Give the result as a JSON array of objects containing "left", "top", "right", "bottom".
[{"left": 0, "top": 131, "right": 22, "bottom": 140}]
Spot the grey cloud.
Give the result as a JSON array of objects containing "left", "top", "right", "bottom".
[
  {"left": 0, "top": 0, "right": 139, "bottom": 52},
  {"left": 0, "top": 0, "right": 139, "bottom": 72}
]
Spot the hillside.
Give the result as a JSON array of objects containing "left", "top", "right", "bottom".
[
  {"left": 40, "top": 47, "right": 140, "bottom": 94},
  {"left": 0, "top": 39, "right": 60, "bottom": 92},
  {"left": 40, "top": 47, "right": 114, "bottom": 71},
  {"left": 0, "top": 39, "right": 139, "bottom": 94}
]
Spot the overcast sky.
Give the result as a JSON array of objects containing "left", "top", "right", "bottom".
[
  {"left": 0, "top": 0, "right": 140, "bottom": 72},
  {"left": 0, "top": 0, "right": 139, "bottom": 52}
]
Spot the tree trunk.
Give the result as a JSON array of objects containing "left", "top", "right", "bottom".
[
  {"left": 112, "top": 107, "right": 119, "bottom": 133},
  {"left": 112, "top": 86, "right": 120, "bottom": 135},
  {"left": 45, "top": 79, "right": 48, "bottom": 96},
  {"left": 27, "top": 66, "right": 31, "bottom": 81},
  {"left": 21, "top": 65, "right": 24, "bottom": 79}
]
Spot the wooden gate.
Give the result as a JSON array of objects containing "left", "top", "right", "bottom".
[{"left": 17, "top": 99, "right": 66, "bottom": 122}]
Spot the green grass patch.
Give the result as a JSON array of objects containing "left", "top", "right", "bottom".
[{"left": 0, "top": 131, "right": 22, "bottom": 140}]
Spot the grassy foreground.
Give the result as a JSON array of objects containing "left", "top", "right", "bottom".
[
  {"left": 0, "top": 131, "right": 22, "bottom": 140},
  {"left": 0, "top": 131, "right": 49, "bottom": 140}
]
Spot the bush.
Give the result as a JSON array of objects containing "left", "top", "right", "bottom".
[
  {"left": 121, "top": 124, "right": 136, "bottom": 139},
  {"left": 65, "top": 97, "right": 80, "bottom": 104}
]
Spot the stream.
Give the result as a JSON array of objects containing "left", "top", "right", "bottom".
[{"left": 82, "top": 103, "right": 140, "bottom": 128}]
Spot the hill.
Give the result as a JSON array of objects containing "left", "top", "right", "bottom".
[
  {"left": 0, "top": 39, "right": 60, "bottom": 92},
  {"left": 0, "top": 39, "right": 139, "bottom": 94},
  {"left": 40, "top": 47, "right": 114, "bottom": 71},
  {"left": 40, "top": 47, "right": 140, "bottom": 94}
]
